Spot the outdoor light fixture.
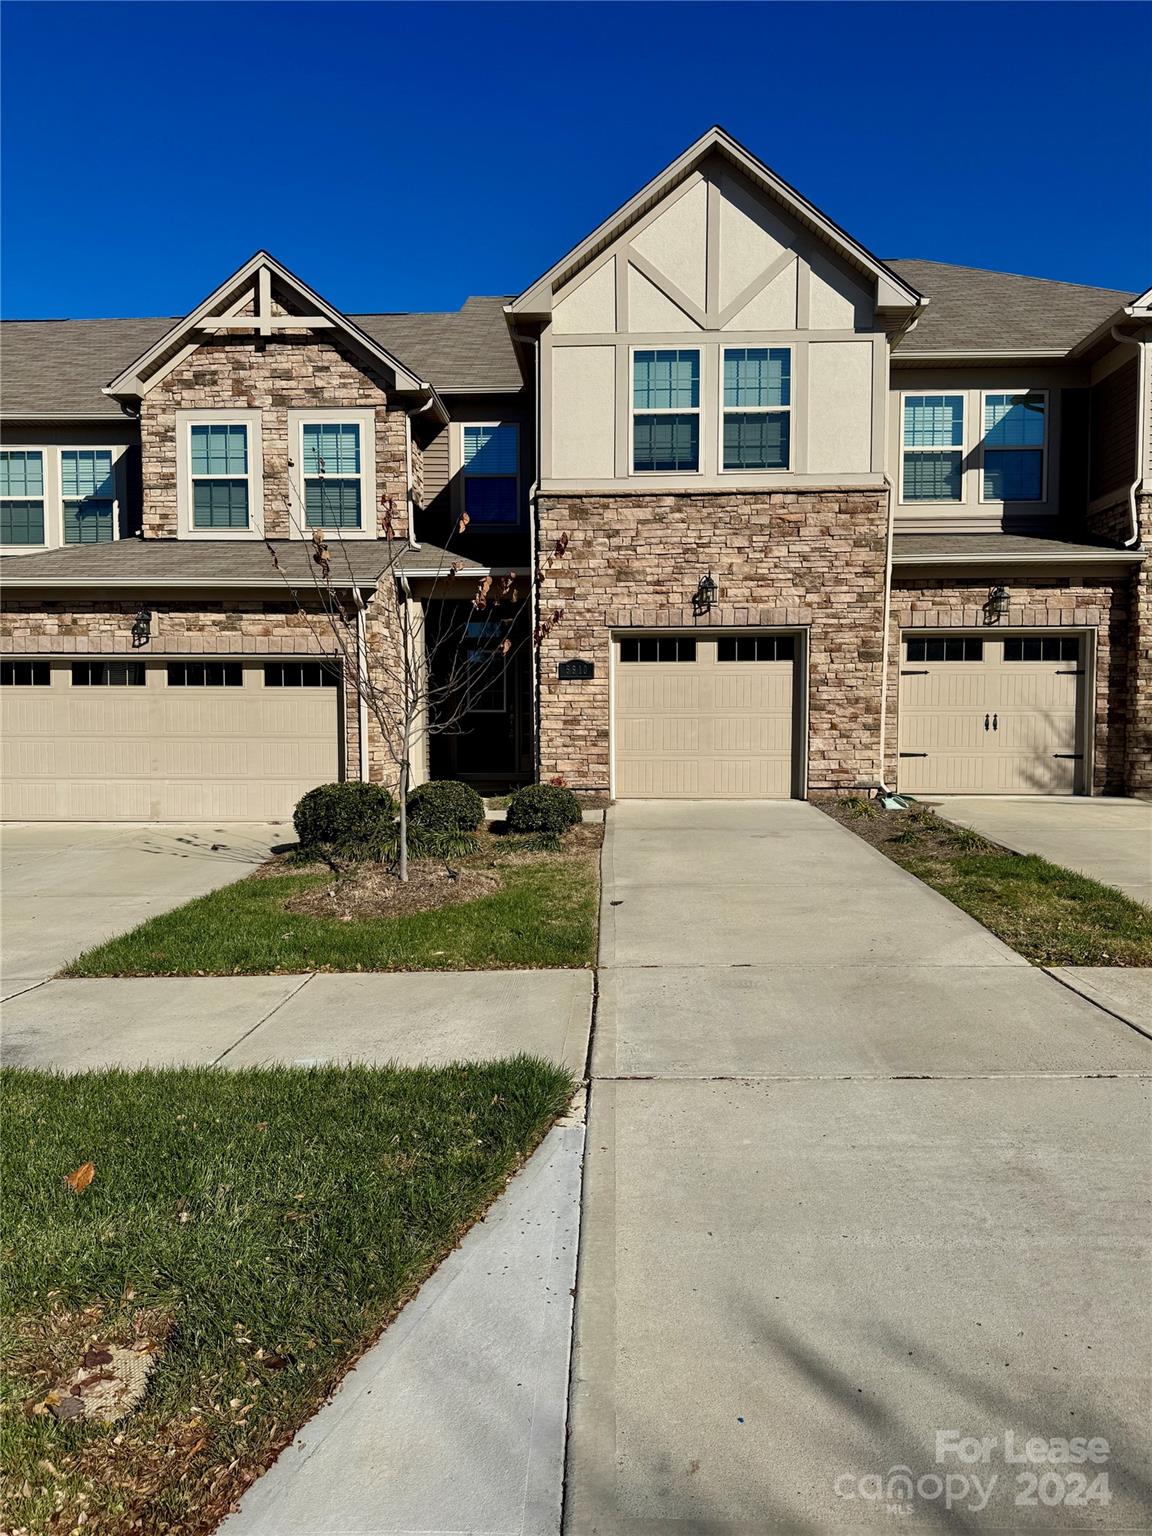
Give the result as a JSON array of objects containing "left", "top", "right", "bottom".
[
  {"left": 692, "top": 571, "right": 718, "bottom": 617},
  {"left": 131, "top": 608, "right": 154, "bottom": 648},
  {"left": 983, "top": 585, "right": 1010, "bottom": 625}
]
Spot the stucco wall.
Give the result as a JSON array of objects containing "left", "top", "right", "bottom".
[
  {"left": 536, "top": 489, "right": 889, "bottom": 792},
  {"left": 140, "top": 336, "right": 410, "bottom": 540}
]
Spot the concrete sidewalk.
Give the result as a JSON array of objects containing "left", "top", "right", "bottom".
[
  {"left": 568, "top": 801, "right": 1152, "bottom": 1534},
  {"left": 929, "top": 794, "right": 1152, "bottom": 906},
  {"left": 222, "top": 1117, "right": 585, "bottom": 1536},
  {"left": 1, "top": 969, "right": 593, "bottom": 1074}
]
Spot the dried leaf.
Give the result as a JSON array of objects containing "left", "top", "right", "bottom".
[
  {"left": 80, "top": 1348, "right": 113, "bottom": 1369},
  {"left": 456, "top": 511, "right": 471, "bottom": 534},
  {"left": 65, "top": 1162, "right": 95, "bottom": 1194}
]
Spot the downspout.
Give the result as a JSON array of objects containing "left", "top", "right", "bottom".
[
  {"left": 356, "top": 598, "right": 369, "bottom": 783},
  {"left": 1110, "top": 325, "right": 1147, "bottom": 547},
  {"left": 521, "top": 332, "right": 542, "bottom": 782},
  {"left": 404, "top": 389, "right": 440, "bottom": 552},
  {"left": 877, "top": 471, "right": 896, "bottom": 795}
]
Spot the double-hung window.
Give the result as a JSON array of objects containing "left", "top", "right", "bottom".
[
  {"left": 633, "top": 350, "right": 700, "bottom": 472},
  {"left": 902, "top": 395, "right": 964, "bottom": 501},
  {"left": 62, "top": 450, "right": 116, "bottom": 544},
  {"left": 190, "top": 423, "right": 251, "bottom": 530},
  {"left": 1, "top": 451, "right": 45, "bottom": 545},
  {"left": 982, "top": 392, "right": 1045, "bottom": 502},
  {"left": 723, "top": 348, "right": 790, "bottom": 470},
  {"left": 462, "top": 425, "right": 518, "bottom": 523},
  {"left": 303, "top": 422, "right": 363, "bottom": 529}
]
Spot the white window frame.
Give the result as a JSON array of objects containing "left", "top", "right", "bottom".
[
  {"left": 176, "top": 409, "right": 264, "bottom": 540},
  {"left": 0, "top": 446, "right": 49, "bottom": 550},
  {"left": 898, "top": 391, "right": 967, "bottom": 504},
  {"left": 0, "top": 444, "right": 126, "bottom": 552},
  {"left": 719, "top": 346, "right": 793, "bottom": 474},
  {"left": 58, "top": 446, "right": 124, "bottom": 547},
  {"left": 289, "top": 408, "right": 377, "bottom": 540},
  {"left": 458, "top": 421, "right": 521, "bottom": 526},
  {"left": 978, "top": 389, "right": 1048, "bottom": 505},
  {"left": 628, "top": 346, "right": 702, "bottom": 477}
]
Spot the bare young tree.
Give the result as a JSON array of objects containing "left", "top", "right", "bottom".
[{"left": 267, "top": 472, "right": 567, "bottom": 881}]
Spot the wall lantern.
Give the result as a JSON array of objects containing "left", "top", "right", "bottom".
[
  {"left": 983, "top": 585, "right": 1010, "bottom": 625},
  {"left": 692, "top": 572, "right": 718, "bottom": 617},
  {"left": 131, "top": 608, "right": 154, "bottom": 648}
]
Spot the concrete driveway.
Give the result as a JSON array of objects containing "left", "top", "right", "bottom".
[
  {"left": 569, "top": 801, "right": 1152, "bottom": 1533},
  {"left": 0, "top": 822, "right": 287, "bottom": 997},
  {"left": 928, "top": 795, "right": 1152, "bottom": 907}
]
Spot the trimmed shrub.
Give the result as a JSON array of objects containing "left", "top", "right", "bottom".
[
  {"left": 294, "top": 781, "right": 397, "bottom": 850},
  {"left": 505, "top": 783, "right": 583, "bottom": 836},
  {"left": 406, "top": 780, "right": 485, "bottom": 835}
]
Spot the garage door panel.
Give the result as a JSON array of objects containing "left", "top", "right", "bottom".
[
  {"left": 614, "top": 637, "right": 796, "bottom": 800},
  {"left": 1, "top": 661, "right": 341, "bottom": 821},
  {"left": 898, "top": 636, "right": 1084, "bottom": 796}
]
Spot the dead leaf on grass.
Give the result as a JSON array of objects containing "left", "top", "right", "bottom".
[{"left": 64, "top": 1162, "right": 95, "bottom": 1194}]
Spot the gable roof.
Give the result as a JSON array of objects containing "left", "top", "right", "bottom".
[
  {"left": 104, "top": 251, "right": 434, "bottom": 404},
  {"left": 510, "top": 125, "right": 923, "bottom": 317},
  {"left": 0, "top": 298, "right": 522, "bottom": 420},
  {"left": 888, "top": 259, "right": 1136, "bottom": 358}
]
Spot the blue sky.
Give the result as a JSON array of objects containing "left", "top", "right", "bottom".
[{"left": 1, "top": 1, "right": 1148, "bottom": 319}]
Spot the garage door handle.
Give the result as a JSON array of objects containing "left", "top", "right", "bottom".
[
  {"left": 984, "top": 713, "right": 990, "bottom": 731},
  {"left": 992, "top": 713, "right": 998, "bottom": 732}
]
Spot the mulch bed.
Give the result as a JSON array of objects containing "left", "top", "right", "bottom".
[{"left": 814, "top": 794, "right": 1004, "bottom": 858}]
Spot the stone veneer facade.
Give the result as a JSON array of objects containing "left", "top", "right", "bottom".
[
  {"left": 885, "top": 575, "right": 1132, "bottom": 793},
  {"left": 140, "top": 335, "right": 411, "bottom": 539},
  {"left": 536, "top": 489, "right": 890, "bottom": 792},
  {"left": 1129, "top": 492, "right": 1152, "bottom": 795}
]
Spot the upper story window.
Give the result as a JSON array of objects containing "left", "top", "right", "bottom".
[
  {"left": 61, "top": 450, "right": 116, "bottom": 544},
  {"left": 0, "top": 450, "right": 45, "bottom": 545},
  {"left": 982, "top": 392, "right": 1045, "bottom": 502},
  {"left": 179, "top": 410, "right": 262, "bottom": 539},
  {"left": 462, "top": 424, "right": 519, "bottom": 523},
  {"left": 190, "top": 423, "right": 251, "bottom": 530},
  {"left": 901, "top": 395, "right": 964, "bottom": 502},
  {"left": 722, "top": 348, "right": 790, "bottom": 470},
  {"left": 303, "top": 422, "right": 362, "bottom": 529},
  {"left": 632, "top": 350, "right": 699, "bottom": 473}
]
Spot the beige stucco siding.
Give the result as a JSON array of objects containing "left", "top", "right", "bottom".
[
  {"left": 808, "top": 342, "right": 873, "bottom": 474},
  {"left": 551, "top": 347, "right": 617, "bottom": 479}
]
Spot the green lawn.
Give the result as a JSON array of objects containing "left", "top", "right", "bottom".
[
  {"left": 1, "top": 1059, "right": 572, "bottom": 1535},
  {"left": 64, "top": 849, "right": 599, "bottom": 977},
  {"left": 820, "top": 799, "right": 1152, "bottom": 967}
]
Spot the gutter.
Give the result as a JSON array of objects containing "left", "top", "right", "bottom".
[{"left": 890, "top": 548, "right": 1146, "bottom": 567}]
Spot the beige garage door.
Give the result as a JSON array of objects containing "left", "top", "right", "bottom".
[
  {"left": 614, "top": 634, "right": 796, "bottom": 799},
  {"left": 898, "top": 634, "right": 1085, "bottom": 795},
  {"left": 1, "top": 658, "right": 342, "bottom": 820}
]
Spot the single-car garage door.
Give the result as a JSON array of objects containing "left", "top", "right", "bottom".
[
  {"left": 613, "top": 633, "right": 797, "bottom": 799},
  {"left": 1, "top": 658, "right": 342, "bottom": 820},
  {"left": 898, "top": 634, "right": 1086, "bottom": 794}
]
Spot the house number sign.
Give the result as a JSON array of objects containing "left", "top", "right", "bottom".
[{"left": 557, "top": 658, "right": 595, "bottom": 680}]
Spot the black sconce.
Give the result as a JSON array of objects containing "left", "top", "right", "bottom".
[
  {"left": 692, "top": 572, "right": 717, "bottom": 617},
  {"left": 983, "top": 586, "right": 1010, "bottom": 626},
  {"left": 131, "top": 607, "right": 154, "bottom": 648}
]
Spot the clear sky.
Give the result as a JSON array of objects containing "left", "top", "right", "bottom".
[{"left": 1, "top": 0, "right": 1148, "bottom": 320}]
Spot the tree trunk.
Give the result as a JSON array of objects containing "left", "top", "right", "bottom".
[{"left": 398, "top": 760, "right": 410, "bottom": 882}]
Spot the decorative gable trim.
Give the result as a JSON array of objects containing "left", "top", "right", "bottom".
[
  {"left": 510, "top": 126, "right": 923, "bottom": 321},
  {"left": 103, "top": 252, "right": 446, "bottom": 420}
]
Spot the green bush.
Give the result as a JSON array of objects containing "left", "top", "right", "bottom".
[
  {"left": 406, "top": 780, "right": 485, "bottom": 834},
  {"left": 294, "top": 781, "right": 397, "bottom": 850},
  {"left": 505, "top": 783, "right": 583, "bottom": 836}
]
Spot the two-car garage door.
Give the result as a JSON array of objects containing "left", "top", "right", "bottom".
[
  {"left": 898, "top": 634, "right": 1086, "bottom": 794},
  {"left": 1, "top": 658, "right": 341, "bottom": 820},
  {"left": 613, "top": 634, "right": 797, "bottom": 799}
]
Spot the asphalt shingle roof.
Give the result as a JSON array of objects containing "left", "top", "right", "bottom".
[
  {"left": 0, "top": 297, "right": 521, "bottom": 418},
  {"left": 0, "top": 539, "right": 487, "bottom": 587},
  {"left": 887, "top": 260, "right": 1134, "bottom": 356}
]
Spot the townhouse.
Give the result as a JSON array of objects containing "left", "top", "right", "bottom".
[{"left": 1, "top": 127, "right": 1149, "bottom": 818}]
